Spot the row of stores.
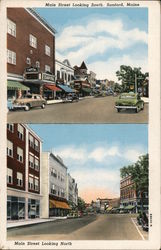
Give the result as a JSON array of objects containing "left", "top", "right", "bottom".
[{"left": 49, "top": 198, "right": 71, "bottom": 217}]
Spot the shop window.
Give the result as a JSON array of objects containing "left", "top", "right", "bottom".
[
  {"left": 29, "top": 154, "right": 34, "bottom": 168},
  {"left": 28, "top": 199, "right": 40, "bottom": 218},
  {"left": 7, "top": 123, "right": 14, "bottom": 132},
  {"left": 45, "top": 45, "right": 51, "bottom": 56},
  {"left": 7, "top": 49, "right": 16, "bottom": 65},
  {"left": 7, "top": 168, "right": 13, "bottom": 184},
  {"left": 45, "top": 65, "right": 51, "bottom": 73},
  {"left": 7, "top": 140, "right": 13, "bottom": 157},
  {"left": 17, "top": 147, "right": 23, "bottom": 163},
  {"left": 17, "top": 172, "right": 23, "bottom": 187},
  {"left": 17, "top": 124, "right": 24, "bottom": 140},
  {"left": 29, "top": 34, "right": 37, "bottom": 49},
  {"left": 7, "top": 19, "right": 16, "bottom": 37}
]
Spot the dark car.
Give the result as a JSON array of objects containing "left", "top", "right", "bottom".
[
  {"left": 63, "top": 93, "right": 79, "bottom": 102},
  {"left": 115, "top": 92, "right": 144, "bottom": 113}
]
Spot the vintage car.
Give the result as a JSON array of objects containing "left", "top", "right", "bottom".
[
  {"left": 12, "top": 94, "right": 47, "bottom": 111},
  {"left": 115, "top": 92, "right": 144, "bottom": 113},
  {"left": 63, "top": 93, "right": 79, "bottom": 103}
]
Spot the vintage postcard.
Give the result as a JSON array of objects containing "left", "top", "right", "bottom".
[{"left": 0, "top": 0, "right": 160, "bottom": 249}]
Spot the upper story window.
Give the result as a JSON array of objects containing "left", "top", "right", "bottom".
[
  {"left": 36, "top": 61, "right": 40, "bottom": 69},
  {"left": 7, "top": 49, "right": 16, "bottom": 65},
  {"left": 51, "top": 168, "right": 57, "bottom": 178},
  {"left": 7, "top": 168, "right": 13, "bottom": 184},
  {"left": 26, "top": 57, "right": 31, "bottom": 65},
  {"left": 45, "top": 45, "right": 51, "bottom": 56},
  {"left": 29, "top": 34, "right": 37, "bottom": 49},
  {"left": 51, "top": 184, "right": 56, "bottom": 195},
  {"left": 17, "top": 147, "right": 23, "bottom": 163},
  {"left": 7, "top": 140, "right": 13, "bottom": 158},
  {"left": 29, "top": 154, "right": 34, "bottom": 168},
  {"left": 17, "top": 124, "right": 24, "bottom": 140},
  {"left": 7, "top": 123, "right": 14, "bottom": 133},
  {"left": 34, "top": 158, "right": 39, "bottom": 171},
  {"left": 17, "top": 172, "right": 23, "bottom": 187},
  {"left": 29, "top": 134, "right": 34, "bottom": 148},
  {"left": 34, "top": 178, "right": 39, "bottom": 191},
  {"left": 7, "top": 19, "right": 16, "bottom": 37},
  {"left": 29, "top": 176, "right": 34, "bottom": 190},
  {"left": 34, "top": 139, "right": 39, "bottom": 152},
  {"left": 45, "top": 65, "right": 51, "bottom": 73}
]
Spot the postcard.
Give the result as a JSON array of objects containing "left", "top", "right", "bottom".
[{"left": 0, "top": 0, "right": 160, "bottom": 249}]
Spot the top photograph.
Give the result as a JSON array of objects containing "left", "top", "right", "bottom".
[{"left": 7, "top": 7, "right": 148, "bottom": 124}]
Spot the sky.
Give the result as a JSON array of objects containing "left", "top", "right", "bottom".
[
  {"left": 30, "top": 124, "right": 148, "bottom": 203},
  {"left": 36, "top": 7, "right": 148, "bottom": 81}
]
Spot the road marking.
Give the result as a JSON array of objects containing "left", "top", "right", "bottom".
[{"left": 131, "top": 218, "right": 145, "bottom": 240}]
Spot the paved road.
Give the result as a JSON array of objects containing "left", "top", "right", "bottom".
[
  {"left": 8, "top": 96, "right": 148, "bottom": 123},
  {"left": 7, "top": 214, "right": 148, "bottom": 240}
]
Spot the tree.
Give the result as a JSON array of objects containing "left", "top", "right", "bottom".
[
  {"left": 116, "top": 65, "right": 149, "bottom": 92},
  {"left": 120, "top": 154, "right": 149, "bottom": 211},
  {"left": 77, "top": 197, "right": 86, "bottom": 212}
]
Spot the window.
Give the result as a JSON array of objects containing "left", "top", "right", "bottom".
[
  {"left": 29, "top": 134, "right": 34, "bottom": 148},
  {"left": 17, "top": 147, "right": 23, "bottom": 163},
  {"left": 61, "top": 174, "right": 64, "bottom": 182},
  {"left": 26, "top": 57, "right": 31, "bottom": 65},
  {"left": 34, "top": 158, "right": 39, "bottom": 171},
  {"left": 29, "top": 154, "right": 34, "bottom": 168},
  {"left": 51, "top": 169, "right": 57, "bottom": 178},
  {"left": 51, "top": 184, "right": 56, "bottom": 195},
  {"left": 34, "top": 139, "right": 39, "bottom": 152},
  {"left": 17, "top": 172, "right": 23, "bottom": 187},
  {"left": 45, "top": 45, "right": 51, "bottom": 56},
  {"left": 45, "top": 65, "right": 51, "bottom": 73},
  {"left": 7, "top": 140, "right": 13, "bottom": 157},
  {"left": 57, "top": 70, "right": 60, "bottom": 79},
  {"left": 58, "top": 172, "right": 60, "bottom": 180},
  {"left": 36, "top": 61, "right": 40, "bottom": 68},
  {"left": 7, "top": 123, "right": 14, "bottom": 132},
  {"left": 7, "top": 49, "right": 16, "bottom": 65},
  {"left": 34, "top": 178, "right": 39, "bottom": 191},
  {"left": 29, "top": 176, "right": 34, "bottom": 190},
  {"left": 7, "top": 168, "right": 13, "bottom": 184},
  {"left": 17, "top": 124, "right": 24, "bottom": 140},
  {"left": 29, "top": 34, "right": 37, "bottom": 48},
  {"left": 7, "top": 19, "right": 16, "bottom": 37}
]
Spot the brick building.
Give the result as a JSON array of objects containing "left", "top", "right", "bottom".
[
  {"left": 7, "top": 8, "right": 56, "bottom": 98},
  {"left": 7, "top": 124, "right": 42, "bottom": 220}
]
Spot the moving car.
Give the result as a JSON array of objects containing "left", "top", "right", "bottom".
[
  {"left": 115, "top": 92, "right": 144, "bottom": 113},
  {"left": 12, "top": 94, "right": 47, "bottom": 111}
]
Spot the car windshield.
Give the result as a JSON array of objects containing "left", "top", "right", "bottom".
[
  {"left": 21, "top": 95, "right": 32, "bottom": 99},
  {"left": 120, "top": 95, "right": 136, "bottom": 99}
]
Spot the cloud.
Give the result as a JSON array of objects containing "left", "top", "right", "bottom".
[
  {"left": 54, "top": 146, "right": 86, "bottom": 161},
  {"left": 124, "top": 147, "right": 146, "bottom": 163},
  {"left": 56, "top": 17, "right": 148, "bottom": 78},
  {"left": 88, "top": 146, "right": 120, "bottom": 162}
]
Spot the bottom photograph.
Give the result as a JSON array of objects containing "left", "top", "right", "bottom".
[{"left": 7, "top": 124, "right": 148, "bottom": 241}]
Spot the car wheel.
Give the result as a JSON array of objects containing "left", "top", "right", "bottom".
[
  {"left": 141, "top": 103, "right": 144, "bottom": 110},
  {"left": 117, "top": 108, "right": 121, "bottom": 112},
  {"left": 135, "top": 106, "right": 139, "bottom": 113},
  {"left": 24, "top": 104, "right": 30, "bottom": 111},
  {"left": 41, "top": 103, "right": 45, "bottom": 109}
]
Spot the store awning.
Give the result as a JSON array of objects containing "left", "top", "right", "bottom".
[
  {"left": 58, "top": 84, "right": 75, "bottom": 93},
  {"left": 7, "top": 80, "right": 29, "bottom": 91},
  {"left": 124, "top": 205, "right": 135, "bottom": 210},
  {"left": 82, "top": 88, "right": 91, "bottom": 93},
  {"left": 44, "top": 84, "right": 62, "bottom": 92},
  {"left": 49, "top": 199, "right": 71, "bottom": 209}
]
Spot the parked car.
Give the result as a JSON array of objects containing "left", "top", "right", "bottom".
[
  {"left": 12, "top": 94, "right": 47, "bottom": 111},
  {"left": 115, "top": 92, "right": 144, "bottom": 113},
  {"left": 63, "top": 93, "right": 79, "bottom": 102}
]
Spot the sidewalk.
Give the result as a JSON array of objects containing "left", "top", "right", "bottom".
[
  {"left": 46, "top": 96, "right": 94, "bottom": 105},
  {"left": 7, "top": 216, "right": 67, "bottom": 229}
]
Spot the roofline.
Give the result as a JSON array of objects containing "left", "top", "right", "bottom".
[
  {"left": 26, "top": 8, "right": 57, "bottom": 36},
  {"left": 24, "top": 124, "right": 43, "bottom": 142},
  {"left": 55, "top": 59, "right": 74, "bottom": 71},
  {"left": 49, "top": 152, "right": 68, "bottom": 169}
]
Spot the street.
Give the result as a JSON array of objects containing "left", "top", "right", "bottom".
[
  {"left": 8, "top": 96, "right": 148, "bottom": 123},
  {"left": 7, "top": 214, "right": 148, "bottom": 240}
]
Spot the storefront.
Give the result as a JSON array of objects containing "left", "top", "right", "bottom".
[
  {"left": 49, "top": 198, "right": 71, "bottom": 217},
  {"left": 7, "top": 196, "right": 25, "bottom": 220},
  {"left": 43, "top": 83, "right": 62, "bottom": 100},
  {"left": 7, "top": 80, "right": 29, "bottom": 99},
  {"left": 57, "top": 84, "right": 75, "bottom": 98},
  {"left": 28, "top": 199, "right": 40, "bottom": 218}
]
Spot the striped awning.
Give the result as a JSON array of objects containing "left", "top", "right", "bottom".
[
  {"left": 7, "top": 80, "right": 29, "bottom": 91},
  {"left": 49, "top": 199, "right": 71, "bottom": 209}
]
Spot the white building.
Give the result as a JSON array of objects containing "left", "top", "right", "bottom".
[
  {"left": 55, "top": 59, "right": 74, "bottom": 86},
  {"left": 66, "top": 173, "right": 78, "bottom": 208},
  {"left": 41, "top": 152, "right": 70, "bottom": 218}
]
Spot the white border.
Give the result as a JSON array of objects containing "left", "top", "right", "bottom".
[{"left": 0, "top": 0, "right": 160, "bottom": 249}]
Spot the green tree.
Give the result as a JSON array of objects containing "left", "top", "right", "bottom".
[
  {"left": 120, "top": 154, "right": 149, "bottom": 211},
  {"left": 77, "top": 197, "right": 86, "bottom": 212},
  {"left": 116, "top": 65, "right": 149, "bottom": 92}
]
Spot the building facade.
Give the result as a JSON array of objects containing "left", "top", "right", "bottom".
[
  {"left": 41, "top": 152, "right": 71, "bottom": 218},
  {"left": 7, "top": 124, "right": 42, "bottom": 220},
  {"left": 66, "top": 173, "right": 78, "bottom": 208},
  {"left": 55, "top": 59, "right": 74, "bottom": 86},
  {"left": 7, "top": 8, "right": 56, "bottom": 98}
]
